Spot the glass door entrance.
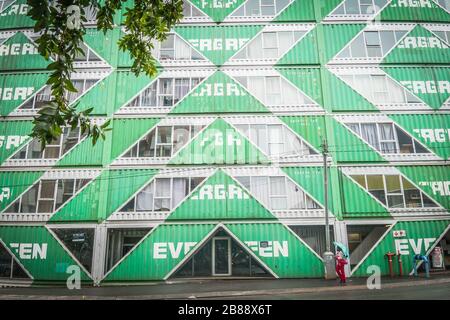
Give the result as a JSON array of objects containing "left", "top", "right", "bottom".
[
  {"left": 173, "top": 229, "right": 272, "bottom": 278},
  {"left": 212, "top": 237, "right": 231, "bottom": 276}
]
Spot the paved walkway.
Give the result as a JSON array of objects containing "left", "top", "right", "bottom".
[{"left": 0, "top": 273, "right": 449, "bottom": 300}]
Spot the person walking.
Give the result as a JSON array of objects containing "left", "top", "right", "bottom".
[{"left": 335, "top": 249, "right": 348, "bottom": 285}]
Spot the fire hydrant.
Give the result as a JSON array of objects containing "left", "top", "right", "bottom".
[
  {"left": 397, "top": 251, "right": 403, "bottom": 276},
  {"left": 385, "top": 252, "right": 396, "bottom": 277}
]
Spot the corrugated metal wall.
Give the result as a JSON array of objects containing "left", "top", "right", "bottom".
[
  {"left": 352, "top": 220, "right": 450, "bottom": 276},
  {"left": 0, "top": 225, "right": 92, "bottom": 281}
]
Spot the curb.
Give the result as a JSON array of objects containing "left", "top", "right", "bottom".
[{"left": 0, "top": 277, "right": 449, "bottom": 300}]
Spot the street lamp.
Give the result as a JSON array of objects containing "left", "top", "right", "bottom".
[{"left": 322, "top": 139, "right": 336, "bottom": 280}]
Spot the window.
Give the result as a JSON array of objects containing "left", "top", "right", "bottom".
[
  {"left": 234, "top": 123, "right": 316, "bottom": 158},
  {"left": 236, "top": 176, "right": 320, "bottom": 210},
  {"left": 261, "top": 0, "right": 276, "bottom": 15},
  {"left": 331, "top": 0, "right": 388, "bottom": 16},
  {"left": 233, "top": 31, "right": 304, "bottom": 60},
  {"left": 367, "top": 175, "right": 386, "bottom": 205},
  {"left": 105, "top": 228, "right": 151, "bottom": 272},
  {"left": 437, "top": 0, "right": 450, "bottom": 11},
  {"left": 365, "top": 31, "right": 382, "bottom": 57},
  {"left": 230, "top": 0, "right": 291, "bottom": 17},
  {"left": 157, "top": 34, "right": 204, "bottom": 61},
  {"left": 350, "top": 174, "right": 438, "bottom": 209},
  {"left": 262, "top": 33, "right": 278, "bottom": 59},
  {"left": 182, "top": 1, "right": 204, "bottom": 17},
  {"left": 52, "top": 228, "right": 95, "bottom": 272},
  {"left": 5, "top": 179, "right": 90, "bottom": 214},
  {"left": 120, "top": 177, "right": 205, "bottom": 212},
  {"left": 385, "top": 175, "right": 403, "bottom": 208},
  {"left": 346, "top": 122, "right": 430, "bottom": 155},
  {"left": 74, "top": 43, "right": 101, "bottom": 62},
  {"left": 0, "top": 242, "right": 29, "bottom": 280},
  {"left": 122, "top": 125, "right": 204, "bottom": 158},
  {"left": 346, "top": 225, "right": 389, "bottom": 267},
  {"left": 126, "top": 77, "right": 203, "bottom": 108},
  {"left": 265, "top": 77, "right": 281, "bottom": 104},
  {"left": 234, "top": 75, "right": 314, "bottom": 106},
  {"left": 289, "top": 226, "right": 335, "bottom": 257},
  {"left": 337, "top": 30, "right": 407, "bottom": 58},
  {"left": 433, "top": 30, "right": 450, "bottom": 45},
  {"left": 12, "top": 127, "right": 87, "bottom": 160},
  {"left": 20, "top": 78, "right": 99, "bottom": 110},
  {"left": 0, "top": 0, "right": 14, "bottom": 12},
  {"left": 339, "top": 73, "right": 421, "bottom": 104},
  {"left": 84, "top": 5, "right": 98, "bottom": 21}
]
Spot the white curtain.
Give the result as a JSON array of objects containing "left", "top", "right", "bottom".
[
  {"left": 287, "top": 180, "right": 305, "bottom": 209},
  {"left": 266, "top": 77, "right": 281, "bottom": 105},
  {"left": 379, "top": 123, "right": 394, "bottom": 140},
  {"left": 174, "top": 79, "right": 190, "bottom": 103},
  {"left": 250, "top": 125, "right": 268, "bottom": 154},
  {"left": 353, "top": 75, "right": 372, "bottom": 101},
  {"left": 277, "top": 32, "right": 294, "bottom": 57},
  {"left": 175, "top": 37, "right": 192, "bottom": 60},
  {"left": 361, "top": 123, "right": 379, "bottom": 150},
  {"left": 172, "top": 178, "right": 188, "bottom": 208},
  {"left": 247, "top": 76, "right": 265, "bottom": 102},
  {"left": 372, "top": 75, "right": 388, "bottom": 103},
  {"left": 247, "top": 35, "right": 263, "bottom": 59},
  {"left": 379, "top": 123, "right": 396, "bottom": 153},
  {"left": 136, "top": 182, "right": 154, "bottom": 211},
  {"left": 347, "top": 123, "right": 360, "bottom": 135},
  {"left": 268, "top": 125, "right": 283, "bottom": 156},
  {"left": 282, "top": 79, "right": 300, "bottom": 105},
  {"left": 284, "top": 129, "right": 306, "bottom": 155},
  {"left": 140, "top": 83, "right": 157, "bottom": 106},
  {"left": 155, "top": 179, "right": 171, "bottom": 197},
  {"left": 250, "top": 177, "right": 269, "bottom": 207},
  {"left": 386, "top": 77, "right": 406, "bottom": 103}
]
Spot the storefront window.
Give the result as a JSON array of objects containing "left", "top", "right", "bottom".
[
  {"left": 105, "top": 228, "right": 151, "bottom": 272},
  {"left": 53, "top": 228, "right": 95, "bottom": 272},
  {"left": 0, "top": 242, "right": 29, "bottom": 279},
  {"left": 173, "top": 229, "right": 271, "bottom": 278}
]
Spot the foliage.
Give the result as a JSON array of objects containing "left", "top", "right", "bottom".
[{"left": 27, "top": 0, "right": 183, "bottom": 147}]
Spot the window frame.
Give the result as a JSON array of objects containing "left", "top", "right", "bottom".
[
  {"left": 341, "top": 73, "right": 421, "bottom": 105},
  {"left": 20, "top": 78, "right": 100, "bottom": 110},
  {"left": 12, "top": 126, "right": 85, "bottom": 160},
  {"left": 345, "top": 121, "right": 429, "bottom": 155},
  {"left": 5, "top": 178, "right": 89, "bottom": 214},
  {"left": 122, "top": 176, "right": 205, "bottom": 212},
  {"left": 122, "top": 124, "right": 203, "bottom": 159},
  {"left": 237, "top": 175, "right": 319, "bottom": 210},
  {"left": 350, "top": 174, "right": 438, "bottom": 209},
  {"left": 336, "top": 0, "right": 388, "bottom": 16},
  {"left": 126, "top": 77, "right": 203, "bottom": 108}
]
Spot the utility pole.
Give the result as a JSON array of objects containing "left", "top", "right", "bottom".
[{"left": 322, "top": 138, "right": 336, "bottom": 279}]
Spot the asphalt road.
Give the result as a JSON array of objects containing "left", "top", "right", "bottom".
[
  {"left": 0, "top": 275, "right": 449, "bottom": 299},
  {"left": 213, "top": 282, "right": 450, "bottom": 300}
]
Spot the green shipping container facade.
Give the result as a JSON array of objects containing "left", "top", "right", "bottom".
[{"left": 0, "top": 0, "right": 449, "bottom": 284}]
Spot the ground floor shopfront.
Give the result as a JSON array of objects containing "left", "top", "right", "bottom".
[{"left": 0, "top": 219, "right": 449, "bottom": 285}]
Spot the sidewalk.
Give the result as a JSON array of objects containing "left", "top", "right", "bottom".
[{"left": 0, "top": 273, "right": 449, "bottom": 300}]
